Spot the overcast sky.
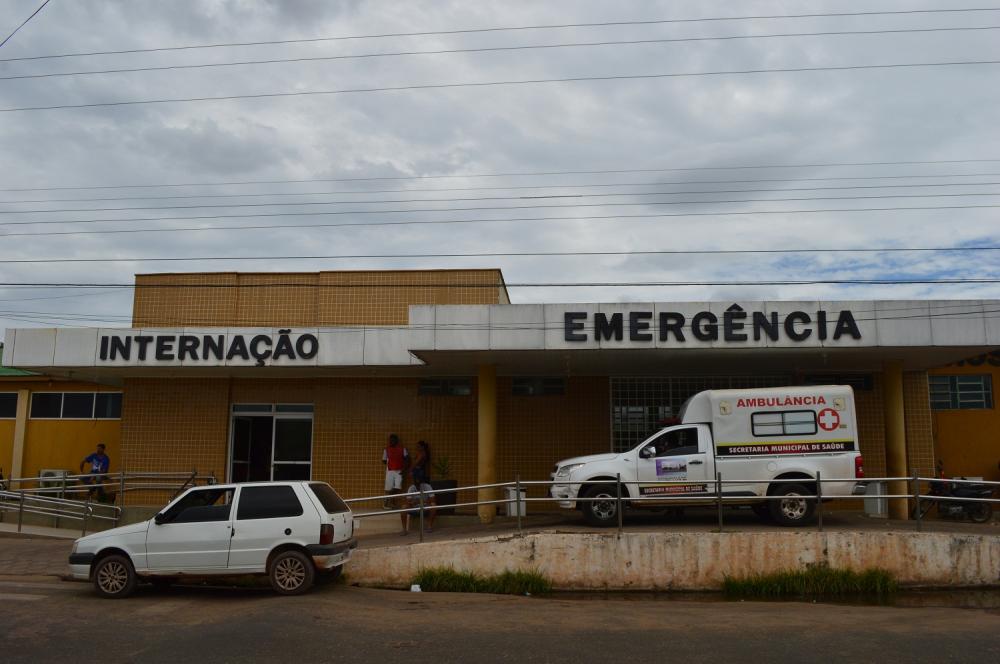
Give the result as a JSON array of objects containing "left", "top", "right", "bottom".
[{"left": 1, "top": 0, "right": 999, "bottom": 338}]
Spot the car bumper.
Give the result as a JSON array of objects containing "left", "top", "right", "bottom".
[
  {"left": 852, "top": 482, "right": 868, "bottom": 496},
  {"left": 550, "top": 482, "right": 577, "bottom": 509},
  {"left": 306, "top": 537, "right": 358, "bottom": 570},
  {"left": 67, "top": 553, "right": 94, "bottom": 580}
]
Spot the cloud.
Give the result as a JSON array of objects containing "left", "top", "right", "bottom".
[{"left": 0, "top": 0, "right": 998, "bottom": 337}]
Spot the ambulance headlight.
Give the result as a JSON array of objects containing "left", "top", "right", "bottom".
[{"left": 556, "top": 463, "right": 584, "bottom": 478}]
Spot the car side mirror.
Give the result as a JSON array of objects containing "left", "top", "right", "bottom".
[
  {"left": 640, "top": 447, "right": 653, "bottom": 459},
  {"left": 153, "top": 513, "right": 166, "bottom": 525}
]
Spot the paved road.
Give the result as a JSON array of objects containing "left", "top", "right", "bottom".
[{"left": 1, "top": 578, "right": 998, "bottom": 663}]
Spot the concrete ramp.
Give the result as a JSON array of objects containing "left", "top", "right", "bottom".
[{"left": 349, "top": 530, "right": 1000, "bottom": 590}]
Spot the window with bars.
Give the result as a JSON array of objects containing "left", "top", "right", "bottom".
[
  {"left": 610, "top": 375, "right": 791, "bottom": 452},
  {"left": 929, "top": 375, "right": 993, "bottom": 410},
  {"left": 418, "top": 378, "right": 473, "bottom": 396},
  {"left": 512, "top": 377, "right": 566, "bottom": 396}
]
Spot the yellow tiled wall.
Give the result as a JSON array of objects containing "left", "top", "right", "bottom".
[
  {"left": 120, "top": 376, "right": 610, "bottom": 502},
  {"left": 132, "top": 270, "right": 509, "bottom": 327},
  {"left": 929, "top": 361, "right": 1000, "bottom": 482},
  {"left": 0, "top": 382, "right": 123, "bottom": 479}
]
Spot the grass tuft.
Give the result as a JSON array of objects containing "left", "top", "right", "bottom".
[
  {"left": 413, "top": 567, "right": 552, "bottom": 595},
  {"left": 723, "top": 565, "right": 898, "bottom": 599}
]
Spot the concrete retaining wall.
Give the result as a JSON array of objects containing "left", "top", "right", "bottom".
[{"left": 349, "top": 531, "right": 1000, "bottom": 590}]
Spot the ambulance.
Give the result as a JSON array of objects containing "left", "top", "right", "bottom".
[{"left": 550, "top": 385, "right": 866, "bottom": 526}]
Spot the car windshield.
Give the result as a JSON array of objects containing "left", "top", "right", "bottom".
[{"left": 308, "top": 482, "right": 350, "bottom": 514}]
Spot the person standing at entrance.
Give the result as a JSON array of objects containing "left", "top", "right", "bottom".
[
  {"left": 412, "top": 440, "right": 431, "bottom": 485},
  {"left": 382, "top": 433, "right": 408, "bottom": 508},
  {"left": 80, "top": 443, "right": 110, "bottom": 502}
]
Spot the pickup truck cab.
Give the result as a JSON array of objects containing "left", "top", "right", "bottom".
[
  {"left": 68, "top": 481, "right": 357, "bottom": 598},
  {"left": 551, "top": 386, "right": 865, "bottom": 527}
]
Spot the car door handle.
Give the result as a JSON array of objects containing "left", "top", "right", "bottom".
[{"left": 689, "top": 460, "right": 704, "bottom": 465}]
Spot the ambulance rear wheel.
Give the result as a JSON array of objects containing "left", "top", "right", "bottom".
[
  {"left": 581, "top": 484, "right": 620, "bottom": 527},
  {"left": 769, "top": 484, "right": 816, "bottom": 527}
]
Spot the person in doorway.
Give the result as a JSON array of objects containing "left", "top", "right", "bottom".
[
  {"left": 412, "top": 440, "right": 431, "bottom": 485},
  {"left": 80, "top": 443, "right": 110, "bottom": 502},
  {"left": 382, "top": 433, "right": 408, "bottom": 508},
  {"left": 400, "top": 471, "right": 437, "bottom": 535}
]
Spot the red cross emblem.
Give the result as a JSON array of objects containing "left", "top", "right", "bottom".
[{"left": 817, "top": 408, "right": 840, "bottom": 431}]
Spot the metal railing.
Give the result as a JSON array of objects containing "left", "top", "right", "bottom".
[
  {"left": 0, "top": 470, "right": 216, "bottom": 532},
  {"left": 342, "top": 473, "right": 1000, "bottom": 542}
]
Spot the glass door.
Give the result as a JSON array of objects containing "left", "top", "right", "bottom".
[{"left": 230, "top": 404, "right": 313, "bottom": 482}]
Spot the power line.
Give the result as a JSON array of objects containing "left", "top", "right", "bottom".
[
  {"left": 5, "top": 158, "right": 1000, "bottom": 192},
  {"left": 5, "top": 172, "right": 1000, "bottom": 205},
  {"left": 9, "top": 307, "right": 1000, "bottom": 329},
  {"left": 4, "top": 6, "right": 999, "bottom": 62},
  {"left": 1, "top": 245, "right": 998, "bottom": 265},
  {"left": 6, "top": 25, "right": 1000, "bottom": 81},
  {"left": 4, "top": 186, "right": 1000, "bottom": 216},
  {"left": 0, "top": 0, "right": 51, "bottom": 50},
  {"left": 4, "top": 59, "right": 1000, "bottom": 113},
  {"left": 4, "top": 193, "right": 1000, "bottom": 229},
  {"left": 2, "top": 204, "right": 998, "bottom": 238},
  {"left": 2, "top": 278, "right": 999, "bottom": 289}
]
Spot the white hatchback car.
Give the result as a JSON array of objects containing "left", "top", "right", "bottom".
[{"left": 68, "top": 481, "right": 357, "bottom": 598}]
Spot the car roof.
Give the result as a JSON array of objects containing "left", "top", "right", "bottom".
[{"left": 186, "top": 480, "right": 322, "bottom": 491}]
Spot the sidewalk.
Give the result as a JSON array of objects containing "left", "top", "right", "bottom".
[{"left": 0, "top": 522, "right": 84, "bottom": 539}]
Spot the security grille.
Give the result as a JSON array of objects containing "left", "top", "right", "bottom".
[{"left": 610, "top": 375, "right": 791, "bottom": 452}]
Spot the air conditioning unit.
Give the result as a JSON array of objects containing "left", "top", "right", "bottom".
[{"left": 39, "top": 469, "right": 70, "bottom": 493}]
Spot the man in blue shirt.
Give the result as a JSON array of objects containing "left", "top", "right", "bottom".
[{"left": 80, "top": 443, "right": 110, "bottom": 501}]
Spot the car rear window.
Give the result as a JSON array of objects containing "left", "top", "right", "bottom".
[
  {"left": 236, "top": 485, "right": 304, "bottom": 520},
  {"left": 309, "top": 482, "right": 350, "bottom": 514}
]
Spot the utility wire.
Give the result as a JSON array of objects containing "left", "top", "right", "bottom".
[
  {"left": 4, "top": 59, "right": 1000, "bottom": 113},
  {"left": 2, "top": 204, "right": 998, "bottom": 238},
  {"left": 5, "top": 158, "right": 1000, "bottom": 192},
  {"left": 4, "top": 172, "right": 1000, "bottom": 205},
  {"left": 5, "top": 25, "right": 999, "bottom": 81},
  {"left": 5, "top": 187, "right": 1000, "bottom": 216},
  {"left": 2, "top": 278, "right": 999, "bottom": 289},
  {"left": 4, "top": 193, "right": 1000, "bottom": 228},
  {"left": 3, "top": 6, "right": 998, "bottom": 62},
  {"left": 0, "top": 0, "right": 51, "bottom": 50},
  {"left": 1, "top": 246, "right": 998, "bottom": 265}
]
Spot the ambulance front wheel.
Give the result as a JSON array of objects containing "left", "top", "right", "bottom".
[
  {"left": 769, "top": 483, "right": 816, "bottom": 526},
  {"left": 581, "top": 484, "right": 620, "bottom": 527}
]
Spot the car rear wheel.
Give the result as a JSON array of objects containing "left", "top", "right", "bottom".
[
  {"left": 581, "top": 484, "right": 621, "bottom": 527},
  {"left": 93, "top": 554, "right": 137, "bottom": 599},
  {"left": 768, "top": 483, "right": 816, "bottom": 527},
  {"left": 269, "top": 550, "right": 315, "bottom": 595},
  {"left": 968, "top": 502, "right": 993, "bottom": 523}
]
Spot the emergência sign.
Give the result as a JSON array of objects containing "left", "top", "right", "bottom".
[{"left": 563, "top": 305, "right": 863, "bottom": 343}]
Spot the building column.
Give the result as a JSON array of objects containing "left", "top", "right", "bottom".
[
  {"left": 883, "top": 360, "right": 909, "bottom": 520},
  {"left": 10, "top": 389, "right": 29, "bottom": 478},
  {"left": 477, "top": 364, "right": 498, "bottom": 524}
]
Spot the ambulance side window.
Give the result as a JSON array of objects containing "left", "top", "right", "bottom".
[{"left": 645, "top": 427, "right": 700, "bottom": 457}]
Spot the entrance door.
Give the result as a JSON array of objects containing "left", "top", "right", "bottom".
[
  {"left": 229, "top": 405, "right": 313, "bottom": 482},
  {"left": 230, "top": 416, "right": 274, "bottom": 483},
  {"left": 634, "top": 426, "right": 711, "bottom": 499}
]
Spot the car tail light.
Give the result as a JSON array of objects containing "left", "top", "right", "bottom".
[
  {"left": 855, "top": 455, "right": 865, "bottom": 478},
  {"left": 319, "top": 524, "right": 334, "bottom": 545}
]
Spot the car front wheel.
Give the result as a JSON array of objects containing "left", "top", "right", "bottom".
[
  {"left": 93, "top": 554, "right": 138, "bottom": 599},
  {"left": 581, "top": 484, "right": 621, "bottom": 527},
  {"left": 269, "top": 550, "right": 316, "bottom": 595}
]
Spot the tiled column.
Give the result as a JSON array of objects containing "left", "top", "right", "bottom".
[
  {"left": 10, "top": 389, "right": 29, "bottom": 478},
  {"left": 883, "top": 360, "right": 909, "bottom": 520},
  {"left": 477, "top": 365, "right": 497, "bottom": 524}
]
